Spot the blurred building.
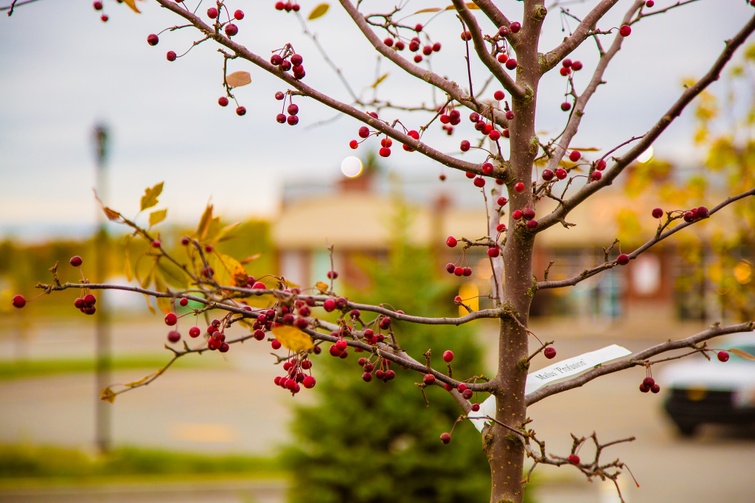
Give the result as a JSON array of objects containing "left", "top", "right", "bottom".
[{"left": 271, "top": 166, "right": 749, "bottom": 325}]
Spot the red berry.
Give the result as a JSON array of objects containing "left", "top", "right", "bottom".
[
  {"left": 189, "top": 326, "right": 201, "bottom": 338},
  {"left": 616, "top": 253, "right": 630, "bottom": 266},
  {"left": 446, "top": 236, "right": 458, "bottom": 248},
  {"left": 164, "top": 312, "right": 178, "bottom": 326},
  {"left": 83, "top": 293, "right": 96, "bottom": 306},
  {"left": 349, "top": 139, "right": 359, "bottom": 149},
  {"left": 590, "top": 171, "right": 602, "bottom": 181},
  {"left": 302, "top": 375, "right": 316, "bottom": 389},
  {"left": 645, "top": 0, "right": 655, "bottom": 6},
  {"left": 510, "top": 21, "right": 521, "bottom": 33},
  {"left": 271, "top": 339, "right": 282, "bottom": 350},
  {"left": 207, "top": 7, "right": 218, "bottom": 18},
  {"left": 568, "top": 454, "right": 580, "bottom": 464},
  {"left": 440, "top": 432, "right": 452, "bottom": 444},
  {"left": 572, "top": 61, "right": 583, "bottom": 71},
  {"left": 445, "top": 263, "right": 456, "bottom": 274},
  {"left": 652, "top": 207, "right": 663, "bottom": 218},
  {"left": 643, "top": 377, "right": 655, "bottom": 387},
  {"left": 100, "top": 14, "right": 108, "bottom": 22},
  {"left": 568, "top": 150, "right": 581, "bottom": 162},
  {"left": 225, "top": 23, "right": 239, "bottom": 37},
  {"left": 218, "top": 96, "right": 229, "bottom": 107},
  {"left": 560, "top": 67, "right": 571, "bottom": 76},
  {"left": 69, "top": 255, "right": 83, "bottom": 267},
  {"left": 166, "top": 51, "right": 177, "bottom": 62},
  {"left": 542, "top": 169, "right": 554, "bottom": 181},
  {"left": 561, "top": 102, "right": 572, "bottom": 112},
  {"left": 651, "top": 383, "right": 661, "bottom": 394},
  {"left": 487, "top": 247, "right": 500, "bottom": 258},
  {"left": 505, "top": 58, "right": 518, "bottom": 70},
  {"left": 544, "top": 347, "right": 557, "bottom": 359},
  {"left": 555, "top": 168, "right": 568, "bottom": 180},
  {"left": 423, "top": 374, "right": 436, "bottom": 385},
  {"left": 514, "top": 181, "right": 525, "bottom": 192},
  {"left": 512, "top": 209, "right": 523, "bottom": 220},
  {"left": 236, "top": 106, "right": 247, "bottom": 116},
  {"left": 473, "top": 176, "right": 486, "bottom": 187},
  {"left": 287, "top": 115, "right": 299, "bottom": 126},
  {"left": 147, "top": 34, "right": 159, "bottom": 46},
  {"left": 443, "top": 350, "right": 454, "bottom": 362},
  {"left": 460, "top": 139, "right": 471, "bottom": 152},
  {"left": 379, "top": 147, "right": 391, "bottom": 157},
  {"left": 494, "top": 90, "right": 505, "bottom": 101},
  {"left": 93, "top": 1, "right": 103, "bottom": 10},
  {"left": 12, "top": 294, "right": 26, "bottom": 308},
  {"left": 619, "top": 25, "right": 632, "bottom": 37},
  {"left": 696, "top": 206, "right": 709, "bottom": 218},
  {"left": 323, "top": 298, "right": 337, "bottom": 312},
  {"left": 167, "top": 330, "right": 181, "bottom": 343},
  {"left": 234, "top": 9, "right": 245, "bottom": 20},
  {"left": 717, "top": 350, "right": 730, "bottom": 362}
]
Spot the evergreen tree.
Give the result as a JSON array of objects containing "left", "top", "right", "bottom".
[{"left": 282, "top": 200, "right": 502, "bottom": 503}]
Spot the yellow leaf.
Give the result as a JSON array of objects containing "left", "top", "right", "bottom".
[
  {"left": 100, "top": 387, "right": 117, "bottom": 403},
  {"left": 226, "top": 71, "right": 252, "bottom": 88},
  {"left": 308, "top": 3, "right": 329, "bottom": 20},
  {"left": 140, "top": 182, "right": 164, "bottom": 211},
  {"left": 122, "top": 0, "right": 141, "bottom": 14},
  {"left": 729, "top": 348, "right": 755, "bottom": 361},
  {"left": 444, "top": 3, "right": 479, "bottom": 10},
  {"left": 370, "top": 73, "right": 389, "bottom": 89},
  {"left": 149, "top": 208, "right": 167, "bottom": 228},
  {"left": 103, "top": 207, "right": 122, "bottom": 222},
  {"left": 196, "top": 203, "right": 214, "bottom": 241},
  {"left": 415, "top": 7, "right": 442, "bottom": 13},
  {"left": 272, "top": 325, "right": 314, "bottom": 352},
  {"left": 315, "top": 281, "right": 329, "bottom": 293},
  {"left": 214, "top": 221, "right": 242, "bottom": 243},
  {"left": 207, "top": 252, "right": 248, "bottom": 287}
]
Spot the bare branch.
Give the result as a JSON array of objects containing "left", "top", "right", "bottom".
[{"left": 536, "top": 188, "right": 755, "bottom": 290}]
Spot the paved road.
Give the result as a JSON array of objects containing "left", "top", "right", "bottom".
[{"left": 1, "top": 316, "right": 753, "bottom": 502}]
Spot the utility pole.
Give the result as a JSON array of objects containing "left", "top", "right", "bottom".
[{"left": 93, "top": 123, "right": 112, "bottom": 453}]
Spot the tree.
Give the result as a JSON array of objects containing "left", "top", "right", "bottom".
[
  {"left": 6, "top": 1, "right": 755, "bottom": 502},
  {"left": 283, "top": 200, "right": 495, "bottom": 503}
]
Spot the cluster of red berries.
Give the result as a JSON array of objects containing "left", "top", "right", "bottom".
[
  {"left": 382, "top": 24, "right": 442, "bottom": 64},
  {"left": 274, "top": 355, "right": 316, "bottom": 395},
  {"left": 639, "top": 376, "right": 661, "bottom": 394},
  {"left": 683, "top": 206, "right": 709, "bottom": 222},
  {"left": 444, "top": 237, "right": 473, "bottom": 277},
  {"left": 270, "top": 51, "right": 306, "bottom": 80},
  {"left": 558, "top": 58, "right": 583, "bottom": 111},
  {"left": 74, "top": 294, "right": 98, "bottom": 316},
  {"left": 439, "top": 107, "right": 461, "bottom": 135},
  {"left": 92, "top": 1, "right": 108, "bottom": 23},
  {"left": 358, "top": 355, "right": 396, "bottom": 382},
  {"left": 512, "top": 206, "right": 539, "bottom": 230},
  {"left": 274, "top": 91, "right": 301, "bottom": 126},
  {"left": 274, "top": 1, "right": 300, "bottom": 12}
]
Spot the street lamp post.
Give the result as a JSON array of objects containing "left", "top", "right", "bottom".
[{"left": 93, "top": 123, "right": 112, "bottom": 453}]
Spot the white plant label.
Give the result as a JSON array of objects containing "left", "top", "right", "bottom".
[{"left": 468, "top": 344, "right": 631, "bottom": 432}]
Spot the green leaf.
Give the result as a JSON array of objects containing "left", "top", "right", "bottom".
[
  {"left": 308, "top": 3, "right": 329, "bottom": 20},
  {"left": 149, "top": 209, "right": 167, "bottom": 228},
  {"left": 140, "top": 182, "right": 164, "bottom": 212}
]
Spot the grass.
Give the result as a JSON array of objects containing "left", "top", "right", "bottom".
[
  {"left": 0, "top": 354, "right": 217, "bottom": 381},
  {"left": 0, "top": 444, "right": 283, "bottom": 483}
]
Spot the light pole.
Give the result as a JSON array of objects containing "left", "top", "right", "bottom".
[{"left": 93, "top": 123, "right": 112, "bottom": 453}]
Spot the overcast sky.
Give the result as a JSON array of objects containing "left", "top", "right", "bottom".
[{"left": 0, "top": 0, "right": 751, "bottom": 242}]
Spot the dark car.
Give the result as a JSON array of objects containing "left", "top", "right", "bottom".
[{"left": 659, "top": 332, "right": 755, "bottom": 437}]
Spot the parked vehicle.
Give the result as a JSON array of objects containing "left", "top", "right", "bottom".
[{"left": 659, "top": 332, "right": 755, "bottom": 437}]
